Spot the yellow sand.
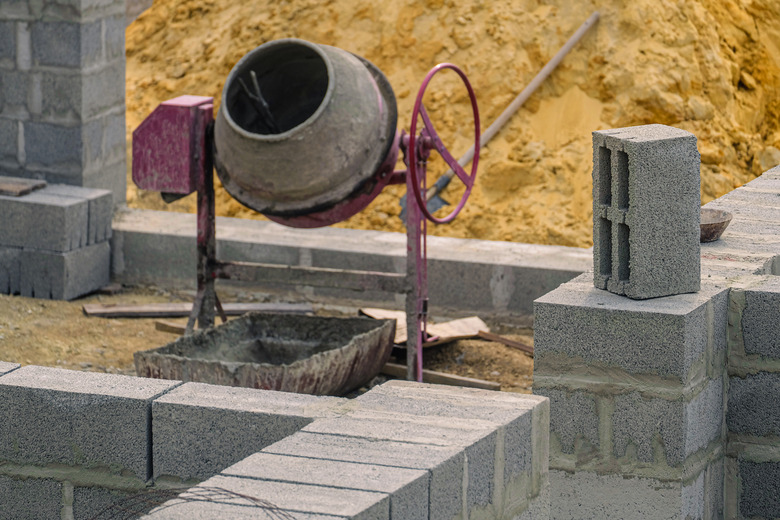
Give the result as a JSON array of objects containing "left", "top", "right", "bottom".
[{"left": 125, "top": 0, "right": 780, "bottom": 247}]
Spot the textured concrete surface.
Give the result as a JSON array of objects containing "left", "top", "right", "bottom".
[
  {"left": 42, "top": 184, "right": 113, "bottom": 244},
  {"left": 145, "top": 475, "right": 389, "bottom": 520},
  {"left": 533, "top": 388, "right": 599, "bottom": 455},
  {"left": 224, "top": 452, "right": 428, "bottom": 520},
  {"left": 152, "top": 382, "right": 343, "bottom": 480},
  {"left": 741, "top": 277, "right": 780, "bottom": 359},
  {"left": 592, "top": 124, "right": 700, "bottom": 299},
  {"left": 19, "top": 240, "right": 110, "bottom": 299},
  {"left": 0, "top": 245, "right": 21, "bottom": 294},
  {"left": 0, "top": 361, "right": 19, "bottom": 375},
  {"left": 0, "top": 191, "right": 88, "bottom": 252},
  {"left": 727, "top": 372, "right": 780, "bottom": 438},
  {"left": 738, "top": 459, "right": 780, "bottom": 519},
  {"left": 0, "top": 366, "right": 179, "bottom": 479},
  {"left": 534, "top": 273, "right": 727, "bottom": 382},
  {"left": 265, "top": 431, "right": 465, "bottom": 520},
  {"left": 0, "top": 475, "right": 62, "bottom": 520},
  {"left": 73, "top": 486, "right": 132, "bottom": 520}
]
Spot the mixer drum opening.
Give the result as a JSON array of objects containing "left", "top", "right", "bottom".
[
  {"left": 225, "top": 44, "right": 329, "bottom": 135},
  {"left": 214, "top": 38, "right": 398, "bottom": 217}
]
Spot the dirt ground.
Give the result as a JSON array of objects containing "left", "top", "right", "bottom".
[{"left": 0, "top": 287, "right": 533, "bottom": 394}]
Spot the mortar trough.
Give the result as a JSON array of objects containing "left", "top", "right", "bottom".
[{"left": 134, "top": 313, "right": 395, "bottom": 395}]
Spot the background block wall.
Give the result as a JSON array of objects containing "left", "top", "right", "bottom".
[
  {"left": 0, "top": 0, "right": 127, "bottom": 203},
  {"left": 592, "top": 124, "right": 701, "bottom": 299}
]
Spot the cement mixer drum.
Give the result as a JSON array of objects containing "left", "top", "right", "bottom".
[{"left": 213, "top": 38, "right": 398, "bottom": 216}]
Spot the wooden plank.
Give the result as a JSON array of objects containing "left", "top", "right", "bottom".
[
  {"left": 360, "top": 308, "right": 489, "bottom": 346},
  {"left": 155, "top": 320, "right": 187, "bottom": 335},
  {"left": 0, "top": 176, "right": 47, "bottom": 197},
  {"left": 477, "top": 330, "right": 534, "bottom": 356},
  {"left": 83, "top": 302, "right": 313, "bottom": 318},
  {"left": 381, "top": 362, "right": 500, "bottom": 391}
]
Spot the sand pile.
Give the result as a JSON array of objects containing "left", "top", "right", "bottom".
[{"left": 125, "top": 0, "right": 780, "bottom": 247}]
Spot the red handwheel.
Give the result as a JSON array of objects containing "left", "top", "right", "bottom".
[{"left": 408, "top": 63, "right": 480, "bottom": 224}]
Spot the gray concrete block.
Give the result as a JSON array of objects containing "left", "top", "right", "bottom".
[
  {"left": 0, "top": 475, "right": 62, "bottom": 520},
  {"left": 741, "top": 277, "right": 780, "bottom": 359},
  {"left": 739, "top": 459, "right": 780, "bottom": 519},
  {"left": 0, "top": 22, "right": 14, "bottom": 62},
  {"left": 147, "top": 475, "right": 389, "bottom": 520},
  {"left": 104, "top": 15, "right": 125, "bottom": 60},
  {"left": 613, "top": 377, "right": 722, "bottom": 466},
  {"left": 0, "top": 69, "right": 29, "bottom": 116},
  {"left": 0, "top": 366, "right": 180, "bottom": 479},
  {"left": 0, "top": 118, "right": 17, "bottom": 163},
  {"left": 31, "top": 21, "right": 96, "bottom": 68},
  {"left": 152, "top": 382, "right": 343, "bottom": 481},
  {"left": 143, "top": 498, "right": 348, "bottom": 519},
  {"left": 0, "top": 246, "right": 21, "bottom": 294},
  {"left": 102, "top": 110, "right": 126, "bottom": 165},
  {"left": 0, "top": 190, "right": 88, "bottom": 251},
  {"left": 303, "top": 409, "right": 497, "bottom": 512},
  {"left": 0, "top": 361, "right": 20, "bottom": 375},
  {"left": 727, "top": 372, "right": 780, "bottom": 438},
  {"left": 41, "top": 184, "right": 113, "bottom": 243},
  {"left": 38, "top": 70, "right": 83, "bottom": 121},
  {"left": 533, "top": 388, "right": 598, "bottom": 456},
  {"left": 73, "top": 486, "right": 132, "bottom": 520},
  {"left": 534, "top": 273, "right": 726, "bottom": 382},
  {"left": 20, "top": 240, "right": 109, "bottom": 299},
  {"left": 83, "top": 157, "right": 126, "bottom": 206},
  {"left": 82, "top": 61, "right": 124, "bottom": 119},
  {"left": 223, "top": 452, "right": 428, "bottom": 520},
  {"left": 265, "top": 431, "right": 465, "bottom": 520},
  {"left": 24, "top": 121, "right": 82, "bottom": 168},
  {"left": 592, "top": 124, "right": 700, "bottom": 299}
]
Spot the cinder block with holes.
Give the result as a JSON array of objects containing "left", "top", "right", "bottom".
[{"left": 592, "top": 124, "right": 701, "bottom": 299}]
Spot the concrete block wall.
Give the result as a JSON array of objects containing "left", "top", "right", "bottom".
[
  {"left": 0, "top": 0, "right": 127, "bottom": 203},
  {"left": 111, "top": 207, "right": 591, "bottom": 324},
  {"left": 0, "top": 183, "right": 112, "bottom": 299},
  {"left": 0, "top": 366, "right": 549, "bottom": 519},
  {"left": 592, "top": 124, "right": 701, "bottom": 299},
  {"left": 144, "top": 380, "right": 550, "bottom": 519},
  {"left": 535, "top": 164, "right": 780, "bottom": 519}
]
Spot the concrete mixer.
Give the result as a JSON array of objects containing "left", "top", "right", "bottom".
[{"left": 132, "top": 38, "right": 480, "bottom": 381}]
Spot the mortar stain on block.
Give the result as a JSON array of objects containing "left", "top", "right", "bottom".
[
  {"left": 0, "top": 190, "right": 88, "bottom": 252},
  {"left": 151, "top": 382, "right": 345, "bottom": 481},
  {"left": 0, "top": 475, "right": 63, "bottom": 520},
  {"left": 532, "top": 387, "right": 599, "bottom": 456},
  {"left": 223, "top": 452, "right": 428, "bottom": 520},
  {"left": 0, "top": 245, "right": 21, "bottom": 294},
  {"left": 0, "top": 366, "right": 180, "bottom": 480},
  {"left": 40, "top": 184, "right": 113, "bottom": 244},
  {"left": 264, "top": 431, "right": 465, "bottom": 520},
  {"left": 592, "top": 124, "right": 700, "bottom": 299},
  {"left": 144, "top": 475, "right": 389, "bottom": 520},
  {"left": 19, "top": 240, "right": 109, "bottom": 300}
]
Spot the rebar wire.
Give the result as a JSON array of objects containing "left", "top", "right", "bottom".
[
  {"left": 88, "top": 485, "right": 297, "bottom": 520},
  {"left": 238, "top": 70, "right": 281, "bottom": 133}
]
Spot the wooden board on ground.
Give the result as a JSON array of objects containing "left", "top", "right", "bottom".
[
  {"left": 381, "top": 362, "right": 500, "bottom": 391},
  {"left": 0, "top": 176, "right": 46, "bottom": 197},
  {"left": 83, "top": 302, "right": 313, "bottom": 318},
  {"left": 359, "top": 308, "right": 488, "bottom": 346},
  {"left": 477, "top": 330, "right": 534, "bottom": 356}
]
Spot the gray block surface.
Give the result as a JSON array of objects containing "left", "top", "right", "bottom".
[
  {"left": 20, "top": 240, "right": 110, "bottom": 300},
  {"left": 533, "top": 388, "right": 598, "bottom": 455},
  {"left": 0, "top": 190, "right": 88, "bottom": 252},
  {"left": 534, "top": 273, "right": 726, "bottom": 382},
  {"left": 739, "top": 460, "right": 780, "bottom": 519},
  {"left": 224, "top": 452, "right": 428, "bottom": 520},
  {"left": 0, "top": 246, "right": 21, "bottom": 294},
  {"left": 265, "top": 431, "right": 465, "bottom": 520},
  {"left": 152, "top": 382, "right": 343, "bottom": 481},
  {"left": 41, "top": 184, "right": 113, "bottom": 244},
  {"left": 73, "top": 486, "right": 133, "bottom": 520},
  {"left": 0, "top": 361, "right": 20, "bottom": 375},
  {"left": 146, "top": 475, "right": 389, "bottom": 520},
  {"left": 592, "top": 124, "right": 700, "bottom": 299},
  {"left": 742, "top": 277, "right": 780, "bottom": 359},
  {"left": 727, "top": 372, "right": 780, "bottom": 438},
  {"left": 0, "top": 366, "right": 179, "bottom": 479},
  {"left": 0, "top": 475, "right": 62, "bottom": 520}
]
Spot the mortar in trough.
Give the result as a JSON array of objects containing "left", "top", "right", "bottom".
[{"left": 134, "top": 313, "right": 395, "bottom": 395}]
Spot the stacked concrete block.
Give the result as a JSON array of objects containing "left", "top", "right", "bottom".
[
  {"left": 592, "top": 124, "right": 700, "bottom": 299},
  {"left": 151, "top": 382, "right": 345, "bottom": 481},
  {"left": 0, "top": 182, "right": 112, "bottom": 299},
  {"left": 0, "top": 0, "right": 126, "bottom": 203},
  {"left": 726, "top": 275, "right": 780, "bottom": 519},
  {"left": 533, "top": 273, "right": 729, "bottom": 519}
]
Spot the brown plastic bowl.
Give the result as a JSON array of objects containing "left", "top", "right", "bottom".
[{"left": 700, "top": 208, "right": 733, "bottom": 243}]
